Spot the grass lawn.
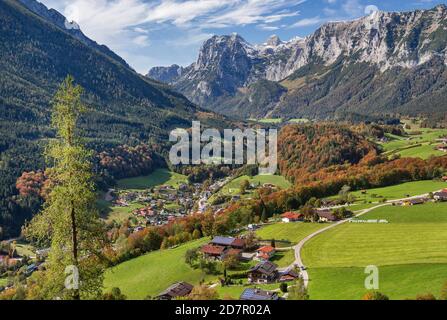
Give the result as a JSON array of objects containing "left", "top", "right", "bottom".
[
  {"left": 346, "top": 180, "right": 446, "bottom": 203},
  {"left": 0, "top": 278, "right": 8, "bottom": 287},
  {"left": 101, "top": 202, "right": 143, "bottom": 223},
  {"left": 104, "top": 238, "right": 211, "bottom": 300},
  {"left": 249, "top": 118, "right": 283, "bottom": 124},
  {"left": 302, "top": 202, "right": 447, "bottom": 300},
  {"left": 117, "top": 169, "right": 188, "bottom": 190},
  {"left": 308, "top": 264, "right": 447, "bottom": 300},
  {"left": 380, "top": 122, "right": 447, "bottom": 159},
  {"left": 270, "top": 249, "right": 295, "bottom": 268},
  {"left": 217, "top": 175, "right": 291, "bottom": 197},
  {"left": 397, "top": 143, "right": 445, "bottom": 159},
  {"left": 255, "top": 222, "right": 326, "bottom": 245}
]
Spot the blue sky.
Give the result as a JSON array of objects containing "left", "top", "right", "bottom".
[{"left": 39, "top": 0, "right": 447, "bottom": 73}]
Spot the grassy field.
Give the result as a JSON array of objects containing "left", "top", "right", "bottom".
[
  {"left": 302, "top": 202, "right": 447, "bottom": 299},
  {"left": 117, "top": 169, "right": 188, "bottom": 190},
  {"left": 217, "top": 175, "right": 291, "bottom": 197},
  {"left": 308, "top": 264, "right": 447, "bottom": 300},
  {"left": 100, "top": 202, "right": 143, "bottom": 223},
  {"left": 104, "top": 238, "right": 210, "bottom": 300},
  {"left": 255, "top": 222, "right": 326, "bottom": 245},
  {"left": 248, "top": 118, "right": 283, "bottom": 124},
  {"left": 344, "top": 180, "right": 446, "bottom": 203},
  {"left": 0, "top": 278, "right": 8, "bottom": 287},
  {"left": 380, "top": 120, "right": 447, "bottom": 159},
  {"left": 254, "top": 222, "right": 327, "bottom": 268}
]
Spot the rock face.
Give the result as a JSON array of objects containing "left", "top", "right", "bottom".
[
  {"left": 149, "top": 5, "right": 447, "bottom": 119},
  {"left": 147, "top": 64, "right": 184, "bottom": 84},
  {"left": 17, "top": 0, "right": 130, "bottom": 68}
]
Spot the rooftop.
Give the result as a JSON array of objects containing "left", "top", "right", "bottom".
[{"left": 240, "top": 288, "right": 279, "bottom": 300}]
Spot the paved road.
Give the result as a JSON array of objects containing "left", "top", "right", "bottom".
[{"left": 291, "top": 190, "right": 439, "bottom": 288}]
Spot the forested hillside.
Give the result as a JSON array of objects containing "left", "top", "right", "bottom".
[{"left": 0, "top": 0, "right": 222, "bottom": 239}]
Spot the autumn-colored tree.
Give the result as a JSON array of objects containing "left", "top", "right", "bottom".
[
  {"left": 362, "top": 291, "right": 389, "bottom": 300},
  {"left": 287, "top": 277, "right": 309, "bottom": 300},
  {"left": 188, "top": 285, "right": 219, "bottom": 300},
  {"left": 25, "top": 76, "right": 107, "bottom": 300}
]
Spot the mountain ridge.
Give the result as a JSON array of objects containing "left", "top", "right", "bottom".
[{"left": 148, "top": 4, "right": 447, "bottom": 120}]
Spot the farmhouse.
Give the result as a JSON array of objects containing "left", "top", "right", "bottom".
[
  {"left": 434, "top": 191, "right": 447, "bottom": 202},
  {"left": 248, "top": 261, "right": 278, "bottom": 284},
  {"left": 281, "top": 212, "right": 303, "bottom": 223},
  {"left": 317, "top": 210, "right": 338, "bottom": 222},
  {"left": 201, "top": 245, "right": 226, "bottom": 260},
  {"left": 211, "top": 236, "right": 246, "bottom": 250},
  {"left": 401, "top": 197, "right": 428, "bottom": 206},
  {"left": 255, "top": 246, "right": 276, "bottom": 262},
  {"left": 157, "top": 282, "right": 194, "bottom": 300},
  {"left": 240, "top": 288, "right": 280, "bottom": 301},
  {"left": 278, "top": 268, "right": 300, "bottom": 282}
]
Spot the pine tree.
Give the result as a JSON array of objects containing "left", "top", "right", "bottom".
[{"left": 25, "top": 76, "right": 107, "bottom": 300}]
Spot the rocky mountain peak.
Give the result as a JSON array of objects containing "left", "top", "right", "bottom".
[{"left": 266, "top": 35, "right": 282, "bottom": 47}]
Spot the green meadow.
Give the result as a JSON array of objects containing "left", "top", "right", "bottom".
[
  {"left": 216, "top": 174, "right": 291, "bottom": 197},
  {"left": 346, "top": 180, "right": 446, "bottom": 203},
  {"left": 302, "top": 202, "right": 447, "bottom": 300},
  {"left": 380, "top": 120, "right": 447, "bottom": 159},
  {"left": 117, "top": 168, "right": 188, "bottom": 190},
  {"left": 104, "top": 238, "right": 210, "bottom": 300}
]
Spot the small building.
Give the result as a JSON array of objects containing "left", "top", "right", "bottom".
[
  {"left": 281, "top": 212, "right": 303, "bottom": 223},
  {"left": 256, "top": 246, "right": 276, "bottom": 261},
  {"left": 248, "top": 261, "right": 278, "bottom": 284},
  {"left": 156, "top": 282, "right": 194, "bottom": 300},
  {"left": 434, "top": 191, "right": 447, "bottom": 202},
  {"left": 240, "top": 288, "right": 280, "bottom": 301},
  {"left": 278, "top": 268, "right": 300, "bottom": 282},
  {"left": 317, "top": 210, "right": 338, "bottom": 222},
  {"left": 211, "top": 236, "right": 245, "bottom": 250},
  {"left": 402, "top": 198, "right": 427, "bottom": 206},
  {"left": 201, "top": 245, "right": 226, "bottom": 260}
]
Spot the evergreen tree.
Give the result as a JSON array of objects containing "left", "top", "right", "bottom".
[{"left": 25, "top": 76, "right": 107, "bottom": 300}]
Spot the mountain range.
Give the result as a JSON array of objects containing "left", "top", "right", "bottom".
[{"left": 148, "top": 5, "right": 447, "bottom": 121}]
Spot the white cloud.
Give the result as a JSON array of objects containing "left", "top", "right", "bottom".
[
  {"left": 342, "top": 0, "right": 363, "bottom": 17},
  {"left": 290, "top": 16, "right": 322, "bottom": 28}
]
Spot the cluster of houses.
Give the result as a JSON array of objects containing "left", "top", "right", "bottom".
[
  {"left": 201, "top": 236, "right": 247, "bottom": 261},
  {"left": 280, "top": 210, "right": 338, "bottom": 223},
  {"left": 248, "top": 261, "right": 299, "bottom": 284},
  {"left": 394, "top": 189, "right": 447, "bottom": 206}
]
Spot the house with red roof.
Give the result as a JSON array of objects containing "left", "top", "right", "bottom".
[
  {"left": 281, "top": 212, "right": 303, "bottom": 223},
  {"left": 256, "top": 245, "right": 276, "bottom": 261},
  {"left": 201, "top": 245, "right": 226, "bottom": 260}
]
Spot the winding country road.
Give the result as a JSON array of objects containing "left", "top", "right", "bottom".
[{"left": 291, "top": 191, "right": 440, "bottom": 288}]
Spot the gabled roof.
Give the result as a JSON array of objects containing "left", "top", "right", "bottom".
[
  {"left": 201, "top": 245, "right": 225, "bottom": 255},
  {"left": 281, "top": 212, "right": 302, "bottom": 220},
  {"left": 249, "top": 261, "right": 278, "bottom": 276},
  {"left": 211, "top": 236, "right": 235, "bottom": 246},
  {"left": 257, "top": 246, "right": 275, "bottom": 254},
  {"left": 240, "top": 288, "right": 279, "bottom": 300},
  {"left": 157, "top": 282, "right": 193, "bottom": 298},
  {"left": 317, "top": 210, "right": 337, "bottom": 221},
  {"left": 231, "top": 238, "right": 246, "bottom": 248}
]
